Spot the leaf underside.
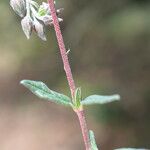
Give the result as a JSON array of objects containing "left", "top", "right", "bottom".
[
  {"left": 89, "top": 130, "right": 98, "bottom": 150},
  {"left": 20, "top": 80, "right": 71, "bottom": 106},
  {"left": 81, "top": 94, "right": 120, "bottom": 105}
]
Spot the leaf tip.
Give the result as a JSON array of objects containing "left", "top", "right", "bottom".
[
  {"left": 20, "top": 79, "right": 26, "bottom": 85},
  {"left": 89, "top": 130, "right": 94, "bottom": 136},
  {"left": 20, "top": 79, "right": 31, "bottom": 86},
  {"left": 114, "top": 94, "right": 121, "bottom": 101}
]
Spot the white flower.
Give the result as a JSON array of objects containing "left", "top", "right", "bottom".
[
  {"left": 34, "top": 19, "right": 47, "bottom": 41},
  {"left": 21, "top": 16, "right": 33, "bottom": 39},
  {"left": 10, "top": 0, "right": 26, "bottom": 17},
  {"left": 11, "top": 0, "right": 63, "bottom": 40}
]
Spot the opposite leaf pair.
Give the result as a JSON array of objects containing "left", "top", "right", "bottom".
[
  {"left": 20, "top": 80, "right": 147, "bottom": 150},
  {"left": 20, "top": 80, "right": 120, "bottom": 109},
  {"left": 20, "top": 79, "right": 120, "bottom": 150}
]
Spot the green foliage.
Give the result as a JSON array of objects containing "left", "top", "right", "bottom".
[
  {"left": 81, "top": 94, "right": 120, "bottom": 105},
  {"left": 20, "top": 80, "right": 72, "bottom": 106},
  {"left": 38, "top": 5, "right": 47, "bottom": 16},
  {"left": 89, "top": 130, "right": 98, "bottom": 150},
  {"left": 73, "top": 87, "right": 82, "bottom": 109}
]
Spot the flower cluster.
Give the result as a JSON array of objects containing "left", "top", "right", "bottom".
[{"left": 10, "top": 0, "right": 63, "bottom": 41}]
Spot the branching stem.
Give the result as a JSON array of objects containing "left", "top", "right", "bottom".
[{"left": 47, "top": 0, "right": 91, "bottom": 149}]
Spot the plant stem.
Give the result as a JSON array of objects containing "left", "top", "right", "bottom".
[
  {"left": 76, "top": 109, "right": 91, "bottom": 150},
  {"left": 26, "top": 0, "right": 31, "bottom": 17},
  {"left": 47, "top": 0, "right": 91, "bottom": 149},
  {"left": 48, "top": 0, "right": 75, "bottom": 98}
]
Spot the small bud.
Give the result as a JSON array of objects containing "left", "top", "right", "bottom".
[
  {"left": 34, "top": 19, "right": 47, "bottom": 41},
  {"left": 56, "top": 8, "right": 64, "bottom": 15},
  {"left": 37, "top": 2, "right": 63, "bottom": 26},
  {"left": 38, "top": 15, "right": 63, "bottom": 26},
  {"left": 41, "top": 2, "right": 49, "bottom": 12},
  {"left": 38, "top": 15, "right": 53, "bottom": 26},
  {"left": 21, "top": 16, "right": 33, "bottom": 39},
  {"left": 58, "top": 18, "right": 63, "bottom": 22},
  {"left": 10, "top": 0, "right": 26, "bottom": 17}
]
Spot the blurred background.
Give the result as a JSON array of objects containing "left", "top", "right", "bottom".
[{"left": 0, "top": 0, "right": 150, "bottom": 149}]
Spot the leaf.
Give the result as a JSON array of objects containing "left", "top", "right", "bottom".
[
  {"left": 38, "top": 3, "right": 47, "bottom": 16},
  {"left": 89, "top": 130, "right": 98, "bottom": 150},
  {"left": 20, "top": 80, "right": 72, "bottom": 106},
  {"left": 73, "top": 87, "right": 81, "bottom": 108},
  {"left": 115, "top": 148, "right": 148, "bottom": 150},
  {"left": 81, "top": 94, "right": 120, "bottom": 105}
]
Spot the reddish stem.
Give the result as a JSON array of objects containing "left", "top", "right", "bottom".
[
  {"left": 76, "top": 110, "right": 91, "bottom": 150},
  {"left": 47, "top": 0, "right": 91, "bottom": 149},
  {"left": 48, "top": 0, "right": 75, "bottom": 98}
]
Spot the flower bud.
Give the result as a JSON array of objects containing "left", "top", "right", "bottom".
[
  {"left": 56, "top": 8, "right": 64, "bottom": 15},
  {"left": 10, "top": 0, "right": 26, "bottom": 17},
  {"left": 34, "top": 19, "right": 47, "bottom": 41},
  {"left": 39, "top": 15, "right": 53, "bottom": 26},
  {"left": 58, "top": 18, "right": 63, "bottom": 22},
  {"left": 37, "top": 2, "right": 63, "bottom": 26},
  {"left": 38, "top": 2, "right": 49, "bottom": 16},
  {"left": 21, "top": 16, "right": 33, "bottom": 39}
]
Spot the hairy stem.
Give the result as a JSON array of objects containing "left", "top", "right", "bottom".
[
  {"left": 48, "top": 0, "right": 75, "bottom": 98},
  {"left": 47, "top": 0, "right": 91, "bottom": 149},
  {"left": 76, "top": 109, "right": 91, "bottom": 150}
]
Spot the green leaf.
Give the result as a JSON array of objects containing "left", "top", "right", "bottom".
[
  {"left": 38, "top": 5, "right": 47, "bottom": 16},
  {"left": 115, "top": 148, "right": 147, "bottom": 150},
  {"left": 73, "top": 87, "right": 82, "bottom": 108},
  {"left": 89, "top": 130, "right": 98, "bottom": 150},
  {"left": 20, "top": 80, "right": 72, "bottom": 106},
  {"left": 81, "top": 94, "right": 120, "bottom": 105}
]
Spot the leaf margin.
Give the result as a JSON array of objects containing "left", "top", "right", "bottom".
[
  {"left": 81, "top": 94, "right": 120, "bottom": 106},
  {"left": 20, "top": 79, "right": 72, "bottom": 106}
]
